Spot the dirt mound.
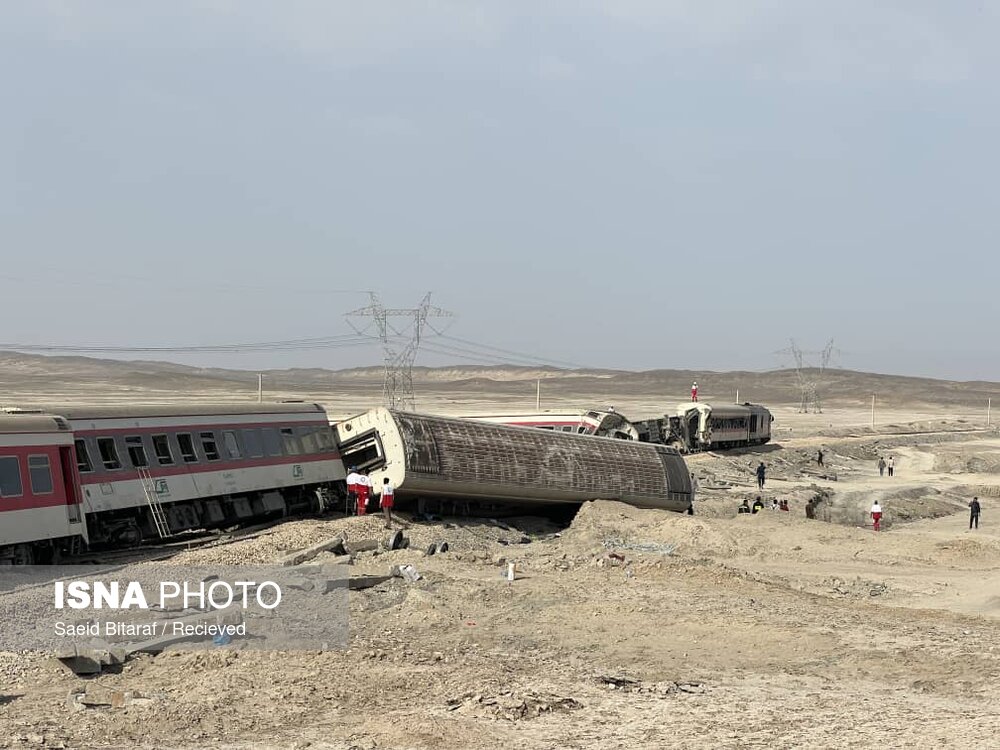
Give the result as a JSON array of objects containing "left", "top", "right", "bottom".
[
  {"left": 563, "top": 500, "right": 759, "bottom": 558},
  {"left": 933, "top": 451, "right": 1000, "bottom": 474}
]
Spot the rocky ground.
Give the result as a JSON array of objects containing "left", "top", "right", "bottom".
[{"left": 2, "top": 409, "right": 1000, "bottom": 748}]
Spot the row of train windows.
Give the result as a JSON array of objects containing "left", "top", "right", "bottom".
[
  {"left": 0, "top": 455, "right": 54, "bottom": 498},
  {"left": 710, "top": 418, "right": 749, "bottom": 430},
  {"left": 534, "top": 425, "right": 591, "bottom": 434},
  {"left": 74, "top": 425, "right": 335, "bottom": 473}
]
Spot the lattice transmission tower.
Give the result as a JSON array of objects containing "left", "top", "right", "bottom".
[
  {"left": 776, "top": 338, "right": 838, "bottom": 413},
  {"left": 346, "top": 293, "right": 454, "bottom": 410}
]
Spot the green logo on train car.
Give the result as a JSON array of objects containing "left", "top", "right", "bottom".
[
  {"left": 292, "top": 465, "right": 303, "bottom": 479},
  {"left": 154, "top": 479, "right": 170, "bottom": 496}
]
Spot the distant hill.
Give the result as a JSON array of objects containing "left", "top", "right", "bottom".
[{"left": 0, "top": 351, "right": 996, "bottom": 410}]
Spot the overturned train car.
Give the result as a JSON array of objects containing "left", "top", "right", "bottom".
[{"left": 334, "top": 408, "right": 692, "bottom": 512}]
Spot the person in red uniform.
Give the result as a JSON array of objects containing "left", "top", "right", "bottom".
[
  {"left": 691, "top": 381, "right": 698, "bottom": 402},
  {"left": 871, "top": 501, "right": 883, "bottom": 532},
  {"left": 345, "top": 466, "right": 361, "bottom": 515},
  {"left": 356, "top": 472, "right": 371, "bottom": 515},
  {"left": 380, "top": 477, "right": 396, "bottom": 528}
]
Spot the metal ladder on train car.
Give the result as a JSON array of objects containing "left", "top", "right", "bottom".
[{"left": 137, "top": 468, "right": 172, "bottom": 539}]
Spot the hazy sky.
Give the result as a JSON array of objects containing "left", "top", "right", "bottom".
[{"left": 2, "top": 2, "right": 998, "bottom": 380}]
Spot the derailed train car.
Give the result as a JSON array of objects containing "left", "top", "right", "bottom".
[
  {"left": 334, "top": 408, "right": 692, "bottom": 512},
  {"left": 633, "top": 402, "right": 773, "bottom": 453}
]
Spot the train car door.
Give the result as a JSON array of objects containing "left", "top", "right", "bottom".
[
  {"left": 750, "top": 414, "right": 758, "bottom": 440},
  {"left": 58, "top": 446, "right": 85, "bottom": 526}
]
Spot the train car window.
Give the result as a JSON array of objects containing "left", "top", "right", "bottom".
[
  {"left": 28, "top": 455, "right": 53, "bottom": 494},
  {"left": 222, "top": 430, "right": 242, "bottom": 459},
  {"left": 561, "top": 426, "right": 574, "bottom": 432},
  {"left": 242, "top": 429, "right": 264, "bottom": 458},
  {"left": 297, "top": 427, "right": 317, "bottom": 454},
  {"left": 177, "top": 433, "right": 198, "bottom": 463},
  {"left": 315, "top": 428, "right": 335, "bottom": 452},
  {"left": 74, "top": 439, "right": 93, "bottom": 473},
  {"left": 577, "top": 426, "right": 588, "bottom": 433},
  {"left": 0, "top": 456, "right": 23, "bottom": 497},
  {"left": 200, "top": 432, "right": 221, "bottom": 461},
  {"left": 125, "top": 436, "right": 149, "bottom": 468},
  {"left": 262, "top": 428, "right": 284, "bottom": 457},
  {"left": 279, "top": 427, "right": 301, "bottom": 455},
  {"left": 97, "top": 438, "right": 122, "bottom": 470},
  {"left": 152, "top": 434, "right": 174, "bottom": 465}
]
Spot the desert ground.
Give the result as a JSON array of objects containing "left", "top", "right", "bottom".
[{"left": 1, "top": 356, "right": 999, "bottom": 748}]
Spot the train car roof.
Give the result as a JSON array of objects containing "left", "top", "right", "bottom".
[
  {"left": 0, "top": 414, "right": 70, "bottom": 434},
  {"left": 18, "top": 402, "right": 326, "bottom": 420}
]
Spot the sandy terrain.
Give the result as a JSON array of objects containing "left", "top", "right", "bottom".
[{"left": 1, "top": 359, "right": 999, "bottom": 748}]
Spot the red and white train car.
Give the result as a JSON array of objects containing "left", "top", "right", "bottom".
[
  {"left": 0, "top": 414, "right": 88, "bottom": 563},
  {"left": 461, "top": 409, "right": 639, "bottom": 441},
  {"left": 60, "top": 403, "right": 344, "bottom": 545}
]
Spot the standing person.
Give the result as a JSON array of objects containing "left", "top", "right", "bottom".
[
  {"left": 887, "top": 456, "right": 895, "bottom": 477},
  {"left": 380, "top": 477, "right": 396, "bottom": 529},
  {"left": 877, "top": 457, "right": 886, "bottom": 477},
  {"left": 345, "top": 466, "right": 361, "bottom": 515},
  {"left": 817, "top": 449, "right": 824, "bottom": 467},
  {"left": 871, "top": 500, "right": 883, "bottom": 532},
  {"left": 969, "top": 497, "right": 981, "bottom": 530},
  {"left": 756, "top": 462, "right": 766, "bottom": 490},
  {"left": 691, "top": 381, "right": 698, "bottom": 402},
  {"left": 690, "top": 473, "right": 699, "bottom": 502},
  {"left": 356, "top": 471, "right": 371, "bottom": 515}
]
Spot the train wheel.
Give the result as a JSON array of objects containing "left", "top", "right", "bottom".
[{"left": 11, "top": 544, "right": 34, "bottom": 565}]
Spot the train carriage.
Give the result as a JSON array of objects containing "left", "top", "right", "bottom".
[
  {"left": 335, "top": 408, "right": 691, "bottom": 512},
  {"left": 0, "top": 414, "right": 88, "bottom": 563},
  {"left": 634, "top": 402, "right": 773, "bottom": 452},
  {"left": 56, "top": 403, "right": 344, "bottom": 544},
  {"left": 462, "top": 409, "right": 639, "bottom": 441}
]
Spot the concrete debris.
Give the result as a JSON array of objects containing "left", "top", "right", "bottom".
[
  {"left": 445, "top": 690, "right": 583, "bottom": 721},
  {"left": 68, "top": 686, "right": 161, "bottom": 711},
  {"left": 279, "top": 535, "right": 346, "bottom": 566},
  {"left": 595, "top": 674, "right": 705, "bottom": 695},
  {"left": 349, "top": 575, "right": 393, "bottom": 591},
  {"left": 389, "top": 564, "right": 421, "bottom": 583}
]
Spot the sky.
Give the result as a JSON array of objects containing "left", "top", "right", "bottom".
[{"left": 2, "top": 1, "right": 998, "bottom": 380}]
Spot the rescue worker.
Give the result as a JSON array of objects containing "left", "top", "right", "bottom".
[
  {"left": 817, "top": 449, "right": 824, "bottom": 467},
  {"left": 738, "top": 499, "right": 751, "bottom": 514},
  {"left": 691, "top": 381, "right": 699, "bottom": 402},
  {"left": 756, "top": 462, "right": 766, "bottom": 490},
  {"left": 779, "top": 499, "right": 790, "bottom": 512},
  {"left": 752, "top": 496, "right": 764, "bottom": 514},
  {"left": 380, "top": 477, "right": 396, "bottom": 528},
  {"left": 690, "top": 472, "right": 699, "bottom": 502},
  {"left": 356, "top": 471, "right": 371, "bottom": 515},
  {"left": 345, "top": 466, "right": 361, "bottom": 515},
  {"left": 969, "top": 497, "right": 981, "bottom": 530},
  {"left": 871, "top": 500, "right": 883, "bottom": 532}
]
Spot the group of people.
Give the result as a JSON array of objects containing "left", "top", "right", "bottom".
[
  {"left": 876, "top": 455, "right": 895, "bottom": 477},
  {"left": 738, "top": 496, "right": 789, "bottom": 514},
  {"left": 344, "top": 466, "right": 396, "bottom": 528}
]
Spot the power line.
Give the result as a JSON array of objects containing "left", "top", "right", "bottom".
[
  {"left": 346, "top": 293, "right": 454, "bottom": 410},
  {"left": 0, "top": 334, "right": 377, "bottom": 354},
  {"left": 437, "top": 334, "right": 585, "bottom": 369}
]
